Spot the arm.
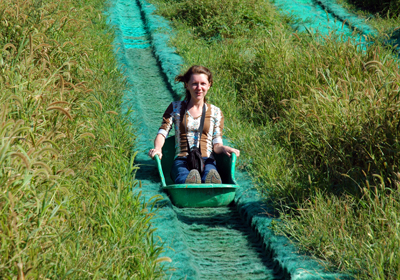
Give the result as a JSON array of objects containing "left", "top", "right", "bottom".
[
  {"left": 148, "top": 102, "right": 173, "bottom": 159},
  {"left": 148, "top": 134, "right": 165, "bottom": 159},
  {"left": 211, "top": 107, "right": 240, "bottom": 157},
  {"left": 213, "top": 143, "right": 240, "bottom": 157}
]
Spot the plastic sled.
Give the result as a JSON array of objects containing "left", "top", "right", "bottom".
[{"left": 154, "top": 136, "right": 239, "bottom": 207}]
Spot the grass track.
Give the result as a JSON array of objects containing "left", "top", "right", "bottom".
[{"left": 108, "top": 0, "right": 284, "bottom": 279}]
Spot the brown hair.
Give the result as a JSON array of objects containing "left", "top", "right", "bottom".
[{"left": 175, "top": 65, "right": 213, "bottom": 102}]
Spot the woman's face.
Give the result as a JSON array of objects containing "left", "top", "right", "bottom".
[{"left": 186, "top": 73, "right": 211, "bottom": 102}]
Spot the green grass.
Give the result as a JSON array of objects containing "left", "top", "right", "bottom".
[
  {"left": 148, "top": 0, "right": 400, "bottom": 278},
  {"left": 0, "top": 0, "right": 165, "bottom": 278},
  {"left": 277, "top": 182, "right": 400, "bottom": 279}
]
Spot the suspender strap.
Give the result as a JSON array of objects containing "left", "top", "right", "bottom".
[
  {"left": 198, "top": 104, "right": 206, "bottom": 144},
  {"left": 185, "top": 104, "right": 206, "bottom": 152}
]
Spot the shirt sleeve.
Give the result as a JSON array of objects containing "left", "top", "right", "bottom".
[
  {"left": 158, "top": 102, "right": 174, "bottom": 138},
  {"left": 212, "top": 108, "right": 224, "bottom": 145}
]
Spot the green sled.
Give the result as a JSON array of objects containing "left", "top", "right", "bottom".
[{"left": 154, "top": 136, "right": 239, "bottom": 208}]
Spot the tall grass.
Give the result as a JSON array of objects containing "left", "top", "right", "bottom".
[
  {"left": 0, "top": 0, "right": 164, "bottom": 278},
  {"left": 278, "top": 181, "right": 400, "bottom": 279},
  {"left": 149, "top": 0, "right": 400, "bottom": 278}
]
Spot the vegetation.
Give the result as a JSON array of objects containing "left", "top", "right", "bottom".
[
  {"left": 342, "top": 0, "right": 400, "bottom": 17},
  {"left": 0, "top": 0, "right": 164, "bottom": 278},
  {"left": 148, "top": 0, "right": 400, "bottom": 278},
  {"left": 336, "top": 0, "right": 400, "bottom": 34}
]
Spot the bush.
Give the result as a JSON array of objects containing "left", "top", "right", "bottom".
[
  {"left": 346, "top": 0, "right": 400, "bottom": 17},
  {"left": 157, "top": 0, "right": 278, "bottom": 38}
]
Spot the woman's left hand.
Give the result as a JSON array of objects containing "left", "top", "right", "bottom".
[
  {"left": 223, "top": 146, "right": 240, "bottom": 157},
  {"left": 214, "top": 144, "right": 240, "bottom": 157}
]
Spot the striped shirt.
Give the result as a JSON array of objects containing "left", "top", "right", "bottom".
[{"left": 158, "top": 101, "right": 224, "bottom": 158}]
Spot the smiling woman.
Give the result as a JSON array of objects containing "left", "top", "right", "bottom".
[{"left": 148, "top": 65, "right": 240, "bottom": 184}]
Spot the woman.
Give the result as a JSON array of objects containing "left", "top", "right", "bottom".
[{"left": 148, "top": 65, "right": 240, "bottom": 184}]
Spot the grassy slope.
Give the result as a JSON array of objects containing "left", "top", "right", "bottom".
[
  {"left": 0, "top": 0, "right": 164, "bottom": 278},
  {"left": 148, "top": 0, "right": 400, "bottom": 278}
]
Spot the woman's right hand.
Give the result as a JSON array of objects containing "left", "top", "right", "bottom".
[{"left": 148, "top": 148, "right": 162, "bottom": 159}]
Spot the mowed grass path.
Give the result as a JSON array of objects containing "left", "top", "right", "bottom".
[
  {"left": 148, "top": 0, "right": 400, "bottom": 278},
  {"left": 0, "top": 0, "right": 164, "bottom": 278}
]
